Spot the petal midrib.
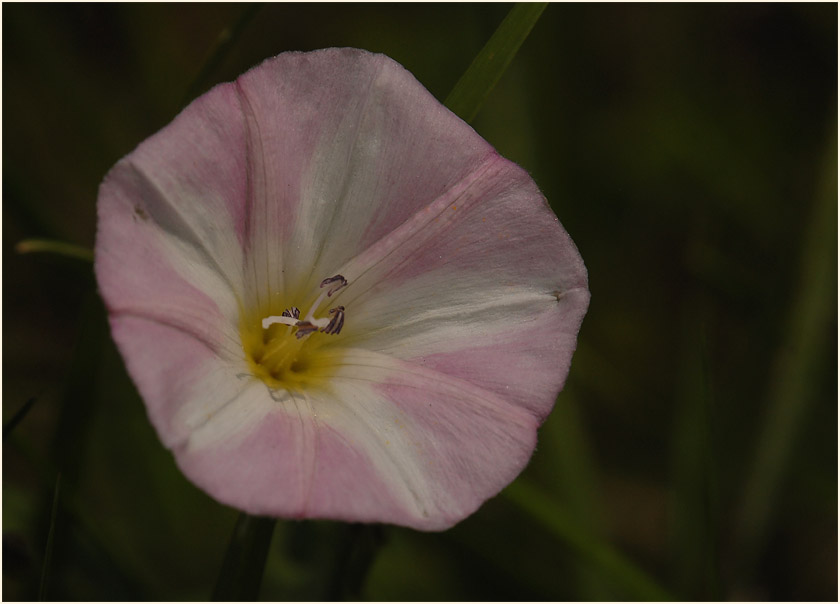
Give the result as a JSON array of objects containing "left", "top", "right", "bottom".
[
  {"left": 109, "top": 306, "right": 241, "bottom": 360},
  {"left": 328, "top": 151, "right": 505, "bottom": 308}
]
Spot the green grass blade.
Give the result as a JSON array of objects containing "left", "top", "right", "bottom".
[
  {"left": 445, "top": 3, "right": 548, "bottom": 124},
  {"left": 181, "top": 3, "right": 264, "bottom": 108},
  {"left": 8, "top": 431, "right": 152, "bottom": 598},
  {"left": 326, "top": 524, "right": 386, "bottom": 600},
  {"left": 3, "top": 396, "right": 38, "bottom": 439},
  {"left": 16, "top": 239, "right": 94, "bottom": 263},
  {"left": 38, "top": 473, "right": 62, "bottom": 601},
  {"left": 539, "top": 392, "right": 613, "bottom": 599},
  {"left": 49, "top": 292, "right": 107, "bottom": 488},
  {"left": 733, "top": 116, "right": 837, "bottom": 579},
  {"left": 504, "top": 480, "right": 675, "bottom": 601},
  {"left": 212, "top": 513, "right": 276, "bottom": 601},
  {"left": 671, "top": 316, "right": 721, "bottom": 600}
]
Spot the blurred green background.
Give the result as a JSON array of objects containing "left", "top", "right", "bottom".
[{"left": 3, "top": 3, "right": 836, "bottom": 601}]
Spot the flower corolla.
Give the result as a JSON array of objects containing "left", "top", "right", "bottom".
[{"left": 95, "top": 48, "right": 589, "bottom": 530}]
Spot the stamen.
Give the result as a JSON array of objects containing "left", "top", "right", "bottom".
[
  {"left": 322, "top": 306, "right": 345, "bottom": 335},
  {"left": 304, "top": 274, "right": 348, "bottom": 322},
  {"left": 246, "top": 276, "right": 353, "bottom": 392},
  {"left": 261, "top": 275, "right": 349, "bottom": 340},
  {"left": 294, "top": 321, "right": 319, "bottom": 339},
  {"left": 320, "top": 275, "right": 348, "bottom": 297},
  {"left": 282, "top": 307, "right": 300, "bottom": 319}
]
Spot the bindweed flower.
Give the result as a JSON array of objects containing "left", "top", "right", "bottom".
[{"left": 95, "top": 48, "right": 589, "bottom": 531}]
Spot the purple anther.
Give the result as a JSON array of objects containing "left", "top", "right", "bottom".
[
  {"left": 294, "top": 321, "right": 319, "bottom": 339},
  {"left": 321, "top": 306, "right": 345, "bottom": 335},
  {"left": 281, "top": 307, "right": 301, "bottom": 319},
  {"left": 320, "top": 275, "right": 348, "bottom": 297}
]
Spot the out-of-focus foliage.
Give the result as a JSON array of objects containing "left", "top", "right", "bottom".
[{"left": 3, "top": 4, "right": 836, "bottom": 601}]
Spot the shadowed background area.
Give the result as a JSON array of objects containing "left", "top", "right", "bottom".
[{"left": 3, "top": 3, "right": 836, "bottom": 600}]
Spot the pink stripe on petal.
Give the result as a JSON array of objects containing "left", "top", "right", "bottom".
[
  {"left": 315, "top": 349, "right": 539, "bottom": 530},
  {"left": 335, "top": 267, "right": 589, "bottom": 414},
  {"left": 389, "top": 163, "right": 588, "bottom": 290},
  {"left": 126, "top": 84, "right": 251, "bottom": 253},
  {"left": 176, "top": 403, "right": 415, "bottom": 523},
  {"left": 410, "top": 299, "right": 590, "bottom": 421},
  {"left": 376, "top": 377, "right": 537, "bottom": 529},
  {"left": 177, "top": 407, "right": 314, "bottom": 518},
  {"left": 96, "top": 186, "right": 241, "bottom": 359},
  {"left": 332, "top": 154, "right": 505, "bottom": 298},
  {"left": 306, "top": 423, "right": 421, "bottom": 524}
]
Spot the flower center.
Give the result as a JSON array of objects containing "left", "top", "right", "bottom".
[{"left": 240, "top": 275, "right": 348, "bottom": 394}]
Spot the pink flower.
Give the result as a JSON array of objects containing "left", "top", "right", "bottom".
[{"left": 95, "top": 48, "right": 589, "bottom": 531}]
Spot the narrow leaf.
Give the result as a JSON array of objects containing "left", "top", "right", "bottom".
[
  {"left": 38, "top": 473, "right": 61, "bottom": 601},
  {"left": 445, "top": 3, "right": 548, "bottom": 124},
  {"left": 547, "top": 394, "right": 614, "bottom": 599},
  {"left": 8, "top": 432, "right": 151, "bottom": 598},
  {"left": 16, "top": 239, "right": 93, "bottom": 263},
  {"left": 212, "top": 513, "right": 276, "bottom": 601},
  {"left": 3, "top": 396, "right": 38, "bottom": 439},
  {"left": 182, "top": 3, "right": 264, "bottom": 108},
  {"left": 671, "top": 317, "right": 721, "bottom": 600},
  {"left": 733, "top": 117, "right": 837, "bottom": 578},
  {"left": 326, "top": 524, "right": 385, "bottom": 600},
  {"left": 504, "top": 480, "right": 675, "bottom": 601},
  {"left": 49, "top": 292, "right": 106, "bottom": 490}
]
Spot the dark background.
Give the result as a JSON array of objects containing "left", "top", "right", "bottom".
[{"left": 3, "top": 3, "right": 837, "bottom": 600}]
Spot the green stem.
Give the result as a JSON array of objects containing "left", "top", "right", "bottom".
[
  {"left": 733, "top": 115, "right": 837, "bottom": 580},
  {"left": 3, "top": 396, "right": 38, "bottom": 438},
  {"left": 212, "top": 513, "right": 276, "bottom": 601},
  {"left": 445, "top": 3, "right": 548, "bottom": 124},
  {"left": 9, "top": 432, "right": 150, "bottom": 598},
  {"left": 16, "top": 239, "right": 93, "bottom": 263},
  {"left": 38, "top": 473, "right": 62, "bottom": 601},
  {"left": 671, "top": 307, "right": 721, "bottom": 600},
  {"left": 326, "top": 524, "right": 385, "bottom": 600},
  {"left": 181, "top": 3, "right": 264, "bottom": 108}
]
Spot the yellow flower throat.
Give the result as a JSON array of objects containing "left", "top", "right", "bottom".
[{"left": 240, "top": 275, "right": 348, "bottom": 393}]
